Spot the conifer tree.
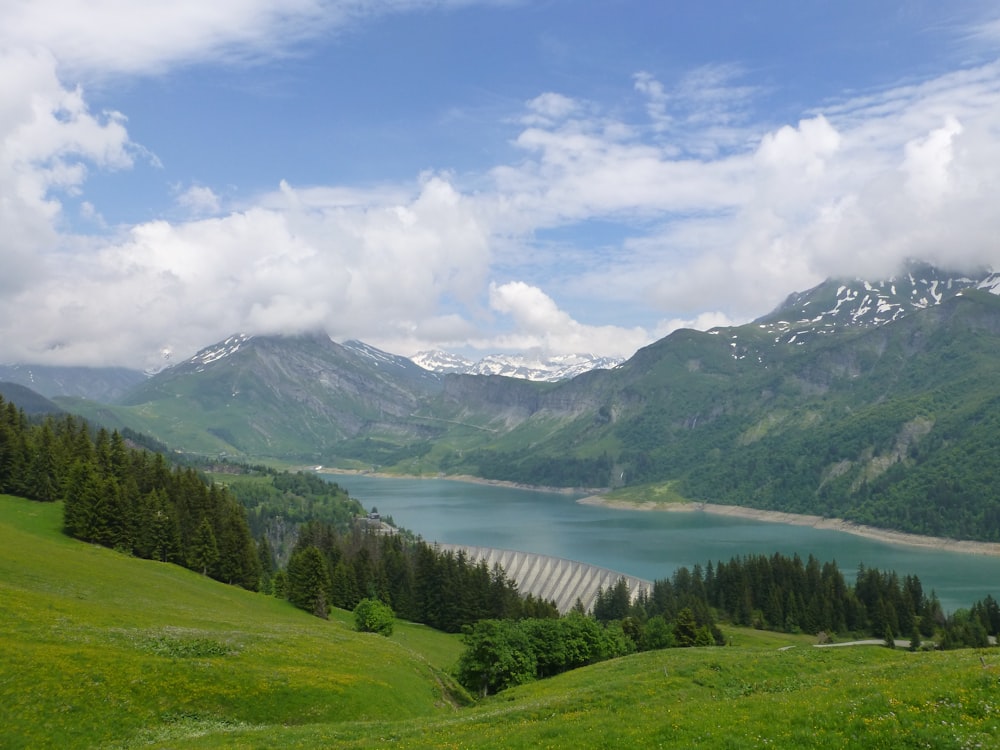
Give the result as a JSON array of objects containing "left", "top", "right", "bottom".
[
  {"left": 27, "top": 422, "right": 59, "bottom": 502},
  {"left": 189, "top": 517, "right": 220, "bottom": 575},
  {"left": 287, "top": 545, "right": 332, "bottom": 618}
]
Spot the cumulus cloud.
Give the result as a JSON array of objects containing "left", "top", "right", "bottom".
[
  {"left": 176, "top": 185, "right": 222, "bottom": 216},
  {"left": 522, "top": 92, "right": 579, "bottom": 126},
  {"left": 535, "top": 64, "right": 1000, "bottom": 322},
  {"left": 0, "top": 48, "right": 133, "bottom": 293},
  {"left": 0, "top": 173, "right": 493, "bottom": 369},
  {"left": 483, "top": 282, "right": 651, "bottom": 358}
]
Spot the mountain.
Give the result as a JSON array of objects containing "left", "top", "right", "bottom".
[
  {"left": 101, "top": 331, "right": 445, "bottom": 459},
  {"left": 411, "top": 350, "right": 623, "bottom": 381},
  {"left": 409, "top": 350, "right": 477, "bottom": 374},
  {"left": 61, "top": 264, "right": 1000, "bottom": 541},
  {"left": 0, "top": 364, "right": 145, "bottom": 402},
  {"left": 446, "top": 269, "right": 1000, "bottom": 539},
  {"left": 0, "top": 382, "right": 64, "bottom": 415},
  {"left": 754, "top": 262, "right": 999, "bottom": 344}
]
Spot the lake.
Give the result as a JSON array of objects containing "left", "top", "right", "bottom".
[{"left": 331, "top": 474, "right": 1000, "bottom": 613}]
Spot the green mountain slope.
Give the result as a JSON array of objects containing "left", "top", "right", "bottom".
[
  {"left": 3, "top": 495, "right": 997, "bottom": 749},
  {"left": 442, "top": 289, "right": 1000, "bottom": 540},
  {"left": 72, "top": 333, "right": 447, "bottom": 460}
]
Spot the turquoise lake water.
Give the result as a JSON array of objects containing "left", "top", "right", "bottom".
[{"left": 331, "top": 474, "right": 1000, "bottom": 613}]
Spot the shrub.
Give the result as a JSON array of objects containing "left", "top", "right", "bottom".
[{"left": 353, "top": 598, "right": 395, "bottom": 636}]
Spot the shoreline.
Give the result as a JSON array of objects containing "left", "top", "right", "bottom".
[
  {"left": 312, "top": 467, "right": 1000, "bottom": 558},
  {"left": 314, "top": 467, "right": 596, "bottom": 495},
  {"left": 577, "top": 495, "right": 1000, "bottom": 557}
]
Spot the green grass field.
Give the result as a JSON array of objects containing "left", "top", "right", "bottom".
[{"left": 3, "top": 494, "right": 998, "bottom": 749}]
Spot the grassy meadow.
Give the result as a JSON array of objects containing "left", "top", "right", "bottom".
[{"left": 3, "top": 494, "right": 999, "bottom": 749}]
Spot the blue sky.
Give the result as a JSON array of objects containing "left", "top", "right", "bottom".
[{"left": 2, "top": 1, "right": 1000, "bottom": 369}]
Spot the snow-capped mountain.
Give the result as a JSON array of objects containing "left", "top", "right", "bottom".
[
  {"left": 409, "top": 350, "right": 476, "bottom": 375},
  {"left": 754, "top": 263, "right": 1000, "bottom": 345},
  {"left": 186, "top": 333, "right": 253, "bottom": 370},
  {"left": 411, "top": 350, "right": 623, "bottom": 381}
]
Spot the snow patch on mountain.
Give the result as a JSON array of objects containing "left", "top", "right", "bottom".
[
  {"left": 342, "top": 340, "right": 418, "bottom": 371},
  {"left": 411, "top": 350, "right": 623, "bottom": 381},
  {"left": 188, "top": 334, "right": 252, "bottom": 371},
  {"left": 976, "top": 272, "right": 1000, "bottom": 295},
  {"left": 410, "top": 350, "right": 476, "bottom": 375},
  {"left": 755, "top": 265, "right": 995, "bottom": 347}
]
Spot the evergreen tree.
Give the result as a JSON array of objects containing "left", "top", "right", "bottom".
[
  {"left": 136, "top": 488, "right": 182, "bottom": 563},
  {"left": 27, "top": 422, "right": 59, "bottom": 502},
  {"left": 189, "top": 517, "right": 220, "bottom": 575},
  {"left": 272, "top": 569, "right": 288, "bottom": 598},
  {"left": 673, "top": 607, "right": 699, "bottom": 647},
  {"left": 286, "top": 545, "right": 332, "bottom": 618},
  {"left": 330, "top": 559, "right": 359, "bottom": 610},
  {"left": 63, "top": 460, "right": 102, "bottom": 541}
]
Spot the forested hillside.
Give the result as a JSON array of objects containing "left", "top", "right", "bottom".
[{"left": 0, "top": 394, "right": 261, "bottom": 587}]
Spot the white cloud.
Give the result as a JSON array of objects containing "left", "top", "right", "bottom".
[
  {"left": 652, "top": 311, "right": 737, "bottom": 340},
  {"left": 485, "top": 58, "right": 1000, "bottom": 330},
  {"left": 0, "top": 173, "right": 493, "bottom": 368},
  {"left": 0, "top": 48, "right": 133, "bottom": 293},
  {"left": 0, "top": 1, "right": 496, "bottom": 77},
  {"left": 176, "top": 184, "right": 222, "bottom": 216},
  {"left": 633, "top": 72, "right": 669, "bottom": 130},
  {"left": 901, "top": 116, "right": 963, "bottom": 204},
  {"left": 484, "top": 281, "right": 651, "bottom": 358},
  {"left": 522, "top": 92, "right": 579, "bottom": 126}
]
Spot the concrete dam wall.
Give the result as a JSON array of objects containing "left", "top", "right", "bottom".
[{"left": 440, "top": 544, "right": 653, "bottom": 615}]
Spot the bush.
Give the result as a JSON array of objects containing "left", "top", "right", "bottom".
[{"left": 353, "top": 598, "right": 395, "bottom": 636}]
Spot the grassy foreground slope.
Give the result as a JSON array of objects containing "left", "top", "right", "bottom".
[
  {"left": 3, "top": 495, "right": 999, "bottom": 749},
  {"left": 0, "top": 496, "right": 465, "bottom": 749}
]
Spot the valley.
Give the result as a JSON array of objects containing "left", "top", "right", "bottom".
[{"left": 36, "top": 264, "right": 1000, "bottom": 544}]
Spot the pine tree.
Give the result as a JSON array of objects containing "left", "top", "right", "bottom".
[
  {"left": 63, "top": 460, "right": 102, "bottom": 540},
  {"left": 137, "top": 488, "right": 182, "bottom": 563},
  {"left": 189, "top": 517, "right": 220, "bottom": 575},
  {"left": 287, "top": 545, "right": 332, "bottom": 618},
  {"left": 27, "top": 422, "right": 59, "bottom": 502},
  {"left": 674, "top": 607, "right": 699, "bottom": 647}
]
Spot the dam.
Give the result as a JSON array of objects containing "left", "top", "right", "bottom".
[{"left": 440, "top": 544, "right": 653, "bottom": 614}]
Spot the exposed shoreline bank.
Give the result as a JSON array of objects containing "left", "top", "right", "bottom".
[
  {"left": 577, "top": 495, "right": 1000, "bottom": 557},
  {"left": 316, "top": 467, "right": 594, "bottom": 495},
  {"left": 315, "top": 467, "right": 1000, "bottom": 557}
]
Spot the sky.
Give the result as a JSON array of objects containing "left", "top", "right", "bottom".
[{"left": 3, "top": 1, "right": 1000, "bottom": 371}]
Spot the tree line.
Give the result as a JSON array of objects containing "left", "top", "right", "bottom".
[
  {"left": 0, "top": 396, "right": 261, "bottom": 589},
  {"left": 606, "top": 553, "right": 998, "bottom": 649},
  {"left": 454, "top": 552, "right": 1000, "bottom": 696},
  {"left": 276, "top": 519, "right": 558, "bottom": 630}
]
